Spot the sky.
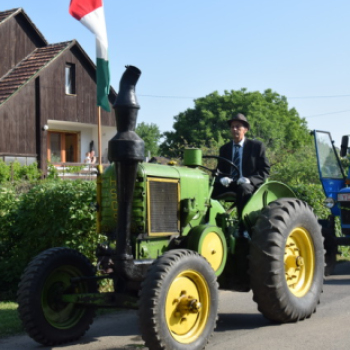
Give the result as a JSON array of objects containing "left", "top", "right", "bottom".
[{"left": 2, "top": 1, "right": 350, "bottom": 147}]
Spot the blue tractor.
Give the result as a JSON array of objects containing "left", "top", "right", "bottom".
[{"left": 313, "top": 130, "right": 350, "bottom": 275}]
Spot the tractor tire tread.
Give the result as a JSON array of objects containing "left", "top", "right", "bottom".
[
  {"left": 17, "top": 247, "right": 97, "bottom": 346},
  {"left": 138, "top": 249, "right": 218, "bottom": 350},
  {"left": 249, "top": 198, "right": 324, "bottom": 323}
]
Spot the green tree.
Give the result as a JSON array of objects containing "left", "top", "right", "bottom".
[
  {"left": 268, "top": 143, "right": 319, "bottom": 185},
  {"left": 136, "top": 122, "right": 162, "bottom": 157},
  {"left": 160, "top": 89, "right": 312, "bottom": 157}
]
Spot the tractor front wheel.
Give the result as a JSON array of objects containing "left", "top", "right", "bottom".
[
  {"left": 17, "top": 247, "right": 97, "bottom": 345},
  {"left": 249, "top": 198, "right": 324, "bottom": 322},
  {"left": 139, "top": 249, "right": 218, "bottom": 350}
]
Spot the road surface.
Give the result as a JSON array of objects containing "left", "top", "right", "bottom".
[{"left": 1, "top": 262, "right": 350, "bottom": 349}]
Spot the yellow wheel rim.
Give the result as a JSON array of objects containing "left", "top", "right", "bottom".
[
  {"left": 284, "top": 227, "right": 315, "bottom": 297},
  {"left": 201, "top": 232, "right": 224, "bottom": 272},
  {"left": 165, "top": 269, "right": 210, "bottom": 344}
]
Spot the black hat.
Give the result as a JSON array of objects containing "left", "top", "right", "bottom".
[{"left": 226, "top": 113, "right": 250, "bottom": 130}]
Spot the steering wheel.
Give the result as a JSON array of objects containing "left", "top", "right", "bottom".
[{"left": 199, "top": 155, "right": 240, "bottom": 181}]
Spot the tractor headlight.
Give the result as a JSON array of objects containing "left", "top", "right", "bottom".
[{"left": 323, "top": 197, "right": 335, "bottom": 209}]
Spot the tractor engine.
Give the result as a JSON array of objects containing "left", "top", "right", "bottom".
[{"left": 100, "top": 160, "right": 211, "bottom": 260}]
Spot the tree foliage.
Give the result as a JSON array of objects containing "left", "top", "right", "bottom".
[
  {"left": 136, "top": 122, "right": 162, "bottom": 157},
  {"left": 160, "top": 89, "right": 312, "bottom": 157},
  {"left": 268, "top": 143, "right": 319, "bottom": 185}
]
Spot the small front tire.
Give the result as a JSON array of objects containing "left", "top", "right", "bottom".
[{"left": 139, "top": 249, "right": 218, "bottom": 350}]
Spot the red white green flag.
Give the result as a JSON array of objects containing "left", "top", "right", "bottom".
[{"left": 69, "top": 0, "right": 110, "bottom": 111}]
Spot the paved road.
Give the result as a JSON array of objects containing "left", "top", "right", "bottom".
[{"left": 2, "top": 262, "right": 350, "bottom": 350}]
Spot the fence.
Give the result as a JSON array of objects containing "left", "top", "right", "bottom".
[{"left": 49, "top": 163, "right": 111, "bottom": 180}]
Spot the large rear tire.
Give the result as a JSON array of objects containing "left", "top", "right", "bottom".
[
  {"left": 139, "top": 249, "right": 218, "bottom": 350},
  {"left": 17, "top": 247, "right": 97, "bottom": 345},
  {"left": 249, "top": 198, "right": 324, "bottom": 322}
]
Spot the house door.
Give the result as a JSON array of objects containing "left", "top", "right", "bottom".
[{"left": 47, "top": 131, "right": 78, "bottom": 163}]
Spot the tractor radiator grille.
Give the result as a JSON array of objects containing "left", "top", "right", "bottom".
[
  {"left": 340, "top": 202, "right": 350, "bottom": 225},
  {"left": 148, "top": 180, "right": 179, "bottom": 235}
]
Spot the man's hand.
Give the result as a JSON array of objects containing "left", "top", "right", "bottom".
[
  {"left": 237, "top": 177, "right": 250, "bottom": 185},
  {"left": 220, "top": 177, "right": 233, "bottom": 187}
]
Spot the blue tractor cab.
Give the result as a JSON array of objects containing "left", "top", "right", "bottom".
[{"left": 313, "top": 130, "right": 350, "bottom": 274}]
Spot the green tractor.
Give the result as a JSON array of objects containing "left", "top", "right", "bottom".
[{"left": 17, "top": 66, "right": 324, "bottom": 350}]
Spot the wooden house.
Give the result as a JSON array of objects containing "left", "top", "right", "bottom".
[{"left": 0, "top": 8, "right": 117, "bottom": 175}]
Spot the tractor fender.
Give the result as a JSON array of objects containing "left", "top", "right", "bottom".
[
  {"left": 242, "top": 180, "right": 296, "bottom": 231},
  {"left": 187, "top": 224, "right": 227, "bottom": 276}
]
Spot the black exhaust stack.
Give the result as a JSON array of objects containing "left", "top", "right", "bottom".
[{"left": 108, "top": 65, "right": 145, "bottom": 281}]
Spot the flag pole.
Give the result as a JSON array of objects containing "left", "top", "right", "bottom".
[
  {"left": 69, "top": 0, "right": 110, "bottom": 234},
  {"left": 98, "top": 106, "right": 102, "bottom": 166},
  {"left": 96, "top": 105, "right": 103, "bottom": 233}
]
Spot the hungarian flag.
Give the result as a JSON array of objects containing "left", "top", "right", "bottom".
[{"left": 69, "top": 0, "right": 110, "bottom": 111}]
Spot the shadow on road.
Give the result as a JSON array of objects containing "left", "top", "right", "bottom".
[
  {"left": 215, "top": 312, "right": 272, "bottom": 332},
  {"left": 42, "top": 335, "right": 144, "bottom": 350},
  {"left": 0, "top": 310, "right": 146, "bottom": 350},
  {"left": 324, "top": 261, "right": 350, "bottom": 285},
  {"left": 332, "top": 261, "right": 350, "bottom": 274},
  {"left": 324, "top": 277, "right": 350, "bottom": 285}
]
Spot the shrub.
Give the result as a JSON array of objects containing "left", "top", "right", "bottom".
[
  {"left": 0, "top": 159, "right": 11, "bottom": 182},
  {"left": 0, "top": 160, "right": 42, "bottom": 183},
  {"left": 0, "top": 180, "right": 102, "bottom": 300},
  {"left": 291, "top": 183, "right": 329, "bottom": 219}
]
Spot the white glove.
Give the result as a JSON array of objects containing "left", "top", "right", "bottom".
[
  {"left": 220, "top": 177, "right": 233, "bottom": 187},
  {"left": 237, "top": 177, "right": 251, "bottom": 185}
]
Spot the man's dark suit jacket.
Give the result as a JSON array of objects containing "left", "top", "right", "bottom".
[{"left": 218, "top": 138, "right": 270, "bottom": 189}]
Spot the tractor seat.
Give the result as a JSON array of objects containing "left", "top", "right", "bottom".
[
  {"left": 212, "top": 192, "right": 237, "bottom": 202},
  {"left": 212, "top": 192, "right": 237, "bottom": 214}
]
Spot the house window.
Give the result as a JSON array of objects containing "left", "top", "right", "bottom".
[
  {"left": 3, "top": 156, "right": 36, "bottom": 165},
  {"left": 47, "top": 131, "right": 79, "bottom": 163},
  {"left": 65, "top": 63, "right": 76, "bottom": 95}
]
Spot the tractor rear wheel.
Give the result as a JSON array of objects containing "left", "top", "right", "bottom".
[
  {"left": 139, "top": 249, "right": 218, "bottom": 350},
  {"left": 17, "top": 247, "right": 97, "bottom": 345},
  {"left": 249, "top": 198, "right": 324, "bottom": 322},
  {"left": 319, "top": 221, "right": 338, "bottom": 276}
]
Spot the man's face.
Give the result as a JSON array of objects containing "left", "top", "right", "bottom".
[{"left": 230, "top": 121, "right": 248, "bottom": 143}]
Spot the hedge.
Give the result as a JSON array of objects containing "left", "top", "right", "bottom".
[{"left": 0, "top": 180, "right": 104, "bottom": 300}]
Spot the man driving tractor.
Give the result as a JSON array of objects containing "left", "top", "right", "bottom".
[{"left": 213, "top": 113, "right": 270, "bottom": 234}]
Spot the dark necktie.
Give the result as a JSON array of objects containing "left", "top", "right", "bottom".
[{"left": 232, "top": 144, "right": 241, "bottom": 178}]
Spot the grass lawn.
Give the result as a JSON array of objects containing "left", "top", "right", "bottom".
[
  {"left": 0, "top": 301, "right": 118, "bottom": 339},
  {"left": 0, "top": 302, "right": 23, "bottom": 338}
]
